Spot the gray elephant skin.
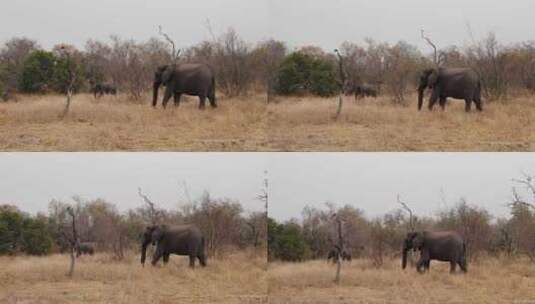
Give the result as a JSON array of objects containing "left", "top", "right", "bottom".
[
  {"left": 141, "top": 224, "right": 207, "bottom": 268},
  {"left": 402, "top": 231, "right": 467, "bottom": 274},
  {"left": 76, "top": 242, "right": 95, "bottom": 257},
  {"left": 91, "top": 83, "right": 117, "bottom": 98},
  {"left": 327, "top": 247, "right": 352, "bottom": 262},
  {"left": 346, "top": 83, "right": 378, "bottom": 100},
  {"left": 152, "top": 64, "right": 217, "bottom": 109},
  {"left": 418, "top": 68, "right": 482, "bottom": 112}
]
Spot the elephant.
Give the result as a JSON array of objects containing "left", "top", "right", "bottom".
[
  {"left": 152, "top": 64, "right": 217, "bottom": 109},
  {"left": 346, "top": 83, "right": 378, "bottom": 100},
  {"left": 327, "top": 246, "right": 352, "bottom": 263},
  {"left": 76, "top": 242, "right": 95, "bottom": 257},
  {"left": 417, "top": 67, "right": 482, "bottom": 112},
  {"left": 91, "top": 83, "right": 117, "bottom": 98},
  {"left": 140, "top": 224, "right": 207, "bottom": 268},
  {"left": 402, "top": 231, "right": 467, "bottom": 274}
]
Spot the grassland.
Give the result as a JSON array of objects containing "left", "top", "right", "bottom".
[
  {"left": 0, "top": 93, "right": 533, "bottom": 151},
  {"left": 0, "top": 250, "right": 267, "bottom": 304},
  {"left": 268, "top": 257, "right": 535, "bottom": 304}
]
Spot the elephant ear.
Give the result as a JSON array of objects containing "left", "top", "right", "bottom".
[
  {"left": 161, "top": 66, "right": 175, "bottom": 84},
  {"left": 427, "top": 69, "right": 439, "bottom": 88}
]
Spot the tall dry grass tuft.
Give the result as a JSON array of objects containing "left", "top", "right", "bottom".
[
  {"left": 268, "top": 257, "right": 535, "bottom": 304},
  {"left": 0, "top": 249, "right": 267, "bottom": 304}
]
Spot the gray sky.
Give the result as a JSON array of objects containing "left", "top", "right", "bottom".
[
  {"left": 269, "top": 153, "right": 535, "bottom": 222},
  {"left": 2, "top": 0, "right": 534, "bottom": 51},
  {"left": 0, "top": 153, "right": 267, "bottom": 215}
]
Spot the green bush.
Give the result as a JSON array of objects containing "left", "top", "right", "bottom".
[
  {"left": 52, "top": 55, "right": 85, "bottom": 93},
  {"left": 19, "top": 50, "right": 56, "bottom": 93},
  {"left": 268, "top": 218, "right": 310, "bottom": 261},
  {"left": 0, "top": 205, "right": 53, "bottom": 255},
  {"left": 275, "top": 52, "right": 338, "bottom": 97}
]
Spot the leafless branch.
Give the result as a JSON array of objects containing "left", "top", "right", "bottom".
[
  {"left": 138, "top": 187, "right": 158, "bottom": 225},
  {"left": 397, "top": 195, "right": 414, "bottom": 232},
  {"left": 421, "top": 29, "right": 438, "bottom": 66},
  {"left": 158, "top": 25, "right": 180, "bottom": 63}
]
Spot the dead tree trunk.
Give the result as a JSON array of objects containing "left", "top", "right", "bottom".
[
  {"left": 65, "top": 207, "right": 79, "bottom": 277},
  {"left": 398, "top": 195, "right": 416, "bottom": 267},
  {"left": 333, "top": 214, "right": 344, "bottom": 284},
  {"left": 58, "top": 47, "right": 77, "bottom": 119},
  {"left": 334, "top": 49, "right": 346, "bottom": 120}
]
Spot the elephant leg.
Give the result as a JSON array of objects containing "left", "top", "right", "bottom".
[
  {"left": 189, "top": 255, "right": 196, "bottom": 268},
  {"left": 163, "top": 253, "right": 170, "bottom": 265},
  {"left": 198, "top": 253, "right": 207, "bottom": 267},
  {"left": 474, "top": 98, "right": 483, "bottom": 112},
  {"left": 459, "top": 257, "right": 468, "bottom": 273},
  {"left": 465, "top": 99, "right": 472, "bottom": 112},
  {"left": 173, "top": 93, "right": 181, "bottom": 107},
  {"left": 162, "top": 87, "right": 173, "bottom": 108},
  {"left": 450, "top": 261, "right": 457, "bottom": 273},
  {"left": 198, "top": 96, "right": 206, "bottom": 110},
  {"left": 439, "top": 97, "right": 447, "bottom": 111},
  {"left": 208, "top": 94, "right": 217, "bottom": 108},
  {"left": 428, "top": 90, "right": 439, "bottom": 111},
  {"left": 151, "top": 247, "right": 163, "bottom": 266}
]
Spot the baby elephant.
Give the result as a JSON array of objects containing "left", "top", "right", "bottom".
[
  {"left": 91, "top": 83, "right": 117, "bottom": 98},
  {"left": 345, "top": 83, "right": 378, "bottom": 100},
  {"left": 76, "top": 242, "right": 95, "bottom": 257},
  {"left": 327, "top": 247, "right": 352, "bottom": 263}
]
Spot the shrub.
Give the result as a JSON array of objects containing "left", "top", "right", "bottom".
[
  {"left": 19, "top": 50, "right": 56, "bottom": 93},
  {"left": 275, "top": 52, "right": 338, "bottom": 97}
]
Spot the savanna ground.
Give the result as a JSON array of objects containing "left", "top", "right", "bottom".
[
  {"left": 0, "top": 93, "right": 533, "bottom": 151},
  {"left": 269, "top": 257, "right": 535, "bottom": 304},
  {"left": 0, "top": 250, "right": 267, "bottom": 304}
]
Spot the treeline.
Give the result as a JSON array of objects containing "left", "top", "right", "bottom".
[
  {"left": 0, "top": 191, "right": 266, "bottom": 258},
  {"left": 1, "top": 30, "right": 534, "bottom": 102},
  {"left": 269, "top": 178, "right": 535, "bottom": 264}
]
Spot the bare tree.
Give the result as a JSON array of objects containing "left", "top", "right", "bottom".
[
  {"left": 332, "top": 213, "right": 344, "bottom": 284},
  {"left": 397, "top": 195, "right": 414, "bottom": 232},
  {"left": 138, "top": 187, "right": 158, "bottom": 225},
  {"left": 57, "top": 45, "right": 78, "bottom": 118},
  {"left": 62, "top": 206, "right": 79, "bottom": 277},
  {"left": 334, "top": 49, "right": 346, "bottom": 120},
  {"left": 158, "top": 25, "right": 181, "bottom": 63}
]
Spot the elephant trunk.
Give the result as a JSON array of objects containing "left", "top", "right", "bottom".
[
  {"left": 152, "top": 81, "right": 161, "bottom": 107},
  {"left": 402, "top": 244, "right": 408, "bottom": 269},
  {"left": 140, "top": 239, "right": 150, "bottom": 266},
  {"left": 417, "top": 86, "right": 425, "bottom": 111}
]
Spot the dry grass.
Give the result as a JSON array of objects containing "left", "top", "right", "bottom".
[
  {"left": 0, "top": 250, "right": 267, "bottom": 304},
  {"left": 267, "top": 94, "right": 535, "bottom": 151},
  {"left": 0, "top": 94, "right": 268, "bottom": 151},
  {"left": 0, "top": 93, "right": 534, "bottom": 151},
  {"left": 268, "top": 257, "right": 535, "bottom": 304}
]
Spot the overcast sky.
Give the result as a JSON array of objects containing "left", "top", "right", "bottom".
[
  {"left": 2, "top": 1, "right": 534, "bottom": 51},
  {"left": 268, "top": 153, "right": 535, "bottom": 222},
  {"left": 0, "top": 153, "right": 267, "bottom": 215},
  {"left": 2, "top": 153, "right": 533, "bottom": 221}
]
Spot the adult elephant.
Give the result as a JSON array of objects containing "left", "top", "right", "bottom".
[
  {"left": 76, "top": 242, "right": 95, "bottom": 257},
  {"left": 152, "top": 64, "right": 217, "bottom": 109},
  {"left": 140, "top": 224, "right": 207, "bottom": 268},
  {"left": 402, "top": 231, "right": 467, "bottom": 274},
  {"left": 417, "top": 68, "right": 482, "bottom": 112}
]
